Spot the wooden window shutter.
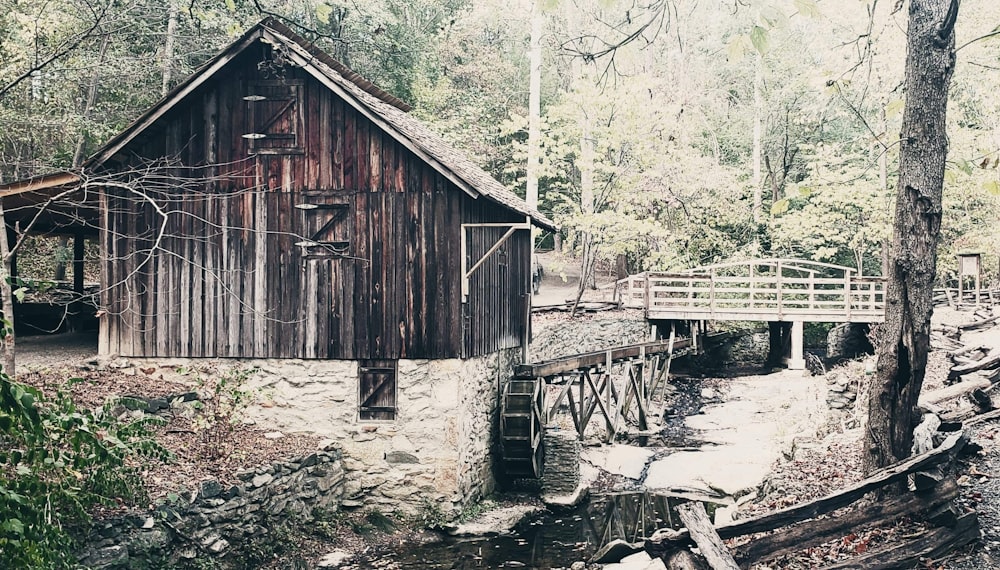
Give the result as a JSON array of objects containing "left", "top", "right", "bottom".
[
  {"left": 359, "top": 359, "right": 397, "bottom": 421},
  {"left": 296, "top": 192, "right": 351, "bottom": 257},
  {"left": 244, "top": 80, "right": 304, "bottom": 154}
]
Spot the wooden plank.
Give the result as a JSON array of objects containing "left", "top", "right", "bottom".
[
  {"left": 516, "top": 339, "right": 694, "bottom": 378},
  {"left": 676, "top": 503, "right": 739, "bottom": 570}
]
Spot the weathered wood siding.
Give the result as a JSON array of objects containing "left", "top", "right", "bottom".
[{"left": 100, "top": 41, "right": 529, "bottom": 360}]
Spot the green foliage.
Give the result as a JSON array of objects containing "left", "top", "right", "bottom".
[{"left": 0, "top": 373, "right": 170, "bottom": 568}]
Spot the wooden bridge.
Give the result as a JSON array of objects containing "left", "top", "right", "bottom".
[
  {"left": 617, "top": 258, "right": 886, "bottom": 323},
  {"left": 617, "top": 258, "right": 886, "bottom": 371}
]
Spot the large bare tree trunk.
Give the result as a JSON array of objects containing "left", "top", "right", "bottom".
[
  {"left": 751, "top": 52, "right": 763, "bottom": 223},
  {"left": 864, "top": 0, "right": 959, "bottom": 477},
  {"left": 0, "top": 202, "right": 16, "bottom": 377}
]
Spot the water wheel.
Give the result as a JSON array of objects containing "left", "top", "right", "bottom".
[{"left": 500, "top": 377, "right": 545, "bottom": 478}]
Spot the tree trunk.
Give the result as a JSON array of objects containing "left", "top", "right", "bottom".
[
  {"left": 0, "top": 203, "right": 16, "bottom": 377},
  {"left": 161, "top": 0, "right": 178, "bottom": 97},
  {"left": 864, "top": 0, "right": 959, "bottom": 477},
  {"left": 751, "top": 52, "right": 763, "bottom": 223},
  {"left": 526, "top": 1, "right": 542, "bottom": 210}
]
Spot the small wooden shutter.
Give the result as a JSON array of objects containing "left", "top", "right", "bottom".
[
  {"left": 359, "top": 359, "right": 396, "bottom": 421},
  {"left": 296, "top": 192, "right": 351, "bottom": 257},
  {"left": 244, "top": 80, "right": 303, "bottom": 154}
]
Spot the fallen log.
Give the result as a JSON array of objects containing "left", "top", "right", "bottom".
[
  {"left": 966, "top": 407, "right": 1000, "bottom": 427},
  {"left": 958, "top": 314, "right": 1000, "bottom": 331},
  {"left": 922, "top": 377, "right": 992, "bottom": 405},
  {"left": 949, "top": 344, "right": 986, "bottom": 359},
  {"left": 818, "top": 511, "right": 980, "bottom": 570},
  {"left": 676, "top": 503, "right": 739, "bottom": 570},
  {"left": 648, "top": 432, "right": 966, "bottom": 547},
  {"left": 931, "top": 333, "right": 964, "bottom": 351},
  {"left": 732, "top": 478, "right": 959, "bottom": 566}
]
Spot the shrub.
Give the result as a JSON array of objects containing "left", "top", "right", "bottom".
[{"left": 0, "top": 374, "right": 170, "bottom": 568}]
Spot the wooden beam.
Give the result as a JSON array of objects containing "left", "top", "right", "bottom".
[
  {"left": 733, "top": 478, "right": 959, "bottom": 565},
  {"left": 649, "top": 432, "right": 966, "bottom": 545},
  {"left": 515, "top": 338, "right": 694, "bottom": 378},
  {"left": 676, "top": 503, "right": 740, "bottom": 570}
]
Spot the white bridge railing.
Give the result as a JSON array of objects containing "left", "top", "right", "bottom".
[{"left": 618, "top": 258, "right": 886, "bottom": 323}]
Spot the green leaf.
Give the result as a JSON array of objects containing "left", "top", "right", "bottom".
[
  {"left": 750, "top": 26, "right": 769, "bottom": 55},
  {"left": 2, "top": 519, "right": 24, "bottom": 535},
  {"left": 798, "top": 186, "right": 813, "bottom": 197},
  {"left": 11, "top": 287, "right": 26, "bottom": 303},
  {"left": 771, "top": 198, "right": 790, "bottom": 216},
  {"left": 794, "top": 0, "right": 821, "bottom": 18},
  {"left": 983, "top": 180, "right": 1000, "bottom": 195}
]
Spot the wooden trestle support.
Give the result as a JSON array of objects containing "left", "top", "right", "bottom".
[{"left": 501, "top": 334, "right": 710, "bottom": 479}]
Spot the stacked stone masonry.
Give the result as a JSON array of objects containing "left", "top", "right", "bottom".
[
  {"left": 541, "top": 429, "right": 582, "bottom": 496},
  {"left": 80, "top": 449, "right": 345, "bottom": 568},
  {"left": 137, "top": 348, "right": 520, "bottom": 519}
]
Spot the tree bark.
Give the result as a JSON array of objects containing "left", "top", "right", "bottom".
[
  {"left": 0, "top": 202, "right": 16, "bottom": 377},
  {"left": 864, "top": 0, "right": 959, "bottom": 477}
]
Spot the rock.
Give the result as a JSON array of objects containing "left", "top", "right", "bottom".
[
  {"left": 207, "top": 538, "right": 229, "bottom": 554},
  {"left": 602, "top": 551, "right": 656, "bottom": 570},
  {"left": 590, "top": 538, "right": 644, "bottom": 563},
  {"left": 199, "top": 479, "right": 223, "bottom": 499},
  {"left": 252, "top": 473, "right": 274, "bottom": 488},
  {"left": 317, "top": 550, "right": 352, "bottom": 568},
  {"left": 581, "top": 444, "right": 654, "bottom": 480},
  {"left": 448, "top": 506, "right": 544, "bottom": 536},
  {"left": 87, "top": 544, "right": 128, "bottom": 567},
  {"left": 141, "top": 516, "right": 155, "bottom": 529},
  {"left": 571, "top": 562, "right": 587, "bottom": 570},
  {"left": 264, "top": 431, "right": 285, "bottom": 439},
  {"left": 385, "top": 451, "right": 420, "bottom": 464}
]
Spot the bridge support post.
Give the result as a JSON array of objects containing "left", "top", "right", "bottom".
[{"left": 787, "top": 321, "right": 805, "bottom": 370}]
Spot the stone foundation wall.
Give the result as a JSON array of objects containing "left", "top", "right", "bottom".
[
  {"left": 139, "top": 351, "right": 519, "bottom": 518},
  {"left": 458, "top": 348, "right": 521, "bottom": 505},
  {"left": 80, "top": 449, "right": 344, "bottom": 568}
]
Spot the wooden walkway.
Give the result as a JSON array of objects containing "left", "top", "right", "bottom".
[{"left": 617, "top": 258, "right": 885, "bottom": 323}]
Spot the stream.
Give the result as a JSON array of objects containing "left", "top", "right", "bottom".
[{"left": 355, "top": 493, "right": 719, "bottom": 569}]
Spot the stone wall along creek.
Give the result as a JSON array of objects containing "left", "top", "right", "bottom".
[
  {"left": 138, "top": 348, "right": 520, "bottom": 519},
  {"left": 80, "top": 449, "right": 345, "bottom": 568}
]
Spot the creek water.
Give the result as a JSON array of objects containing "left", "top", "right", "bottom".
[{"left": 356, "top": 493, "right": 718, "bottom": 569}]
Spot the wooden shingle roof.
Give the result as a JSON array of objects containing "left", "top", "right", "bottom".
[{"left": 88, "top": 17, "right": 556, "bottom": 232}]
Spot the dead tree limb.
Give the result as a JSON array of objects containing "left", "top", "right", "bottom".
[{"left": 676, "top": 503, "right": 739, "bottom": 570}]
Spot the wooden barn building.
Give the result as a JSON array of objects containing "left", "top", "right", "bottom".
[{"left": 2, "top": 18, "right": 555, "bottom": 514}]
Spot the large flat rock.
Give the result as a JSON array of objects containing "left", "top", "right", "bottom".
[
  {"left": 582, "top": 444, "right": 656, "bottom": 480},
  {"left": 643, "top": 371, "right": 826, "bottom": 498}
]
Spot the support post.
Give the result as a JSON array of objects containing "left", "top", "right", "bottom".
[
  {"left": 72, "top": 231, "right": 85, "bottom": 331},
  {"left": 787, "top": 320, "right": 805, "bottom": 370}
]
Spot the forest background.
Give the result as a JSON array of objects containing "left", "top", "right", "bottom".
[{"left": 1, "top": 0, "right": 999, "bottom": 285}]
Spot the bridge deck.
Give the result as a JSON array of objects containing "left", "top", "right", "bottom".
[{"left": 618, "top": 258, "right": 885, "bottom": 323}]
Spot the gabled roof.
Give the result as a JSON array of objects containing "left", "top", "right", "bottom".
[{"left": 87, "top": 17, "right": 556, "bottom": 232}]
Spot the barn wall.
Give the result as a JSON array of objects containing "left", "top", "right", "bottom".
[{"left": 100, "top": 41, "right": 527, "bottom": 361}]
